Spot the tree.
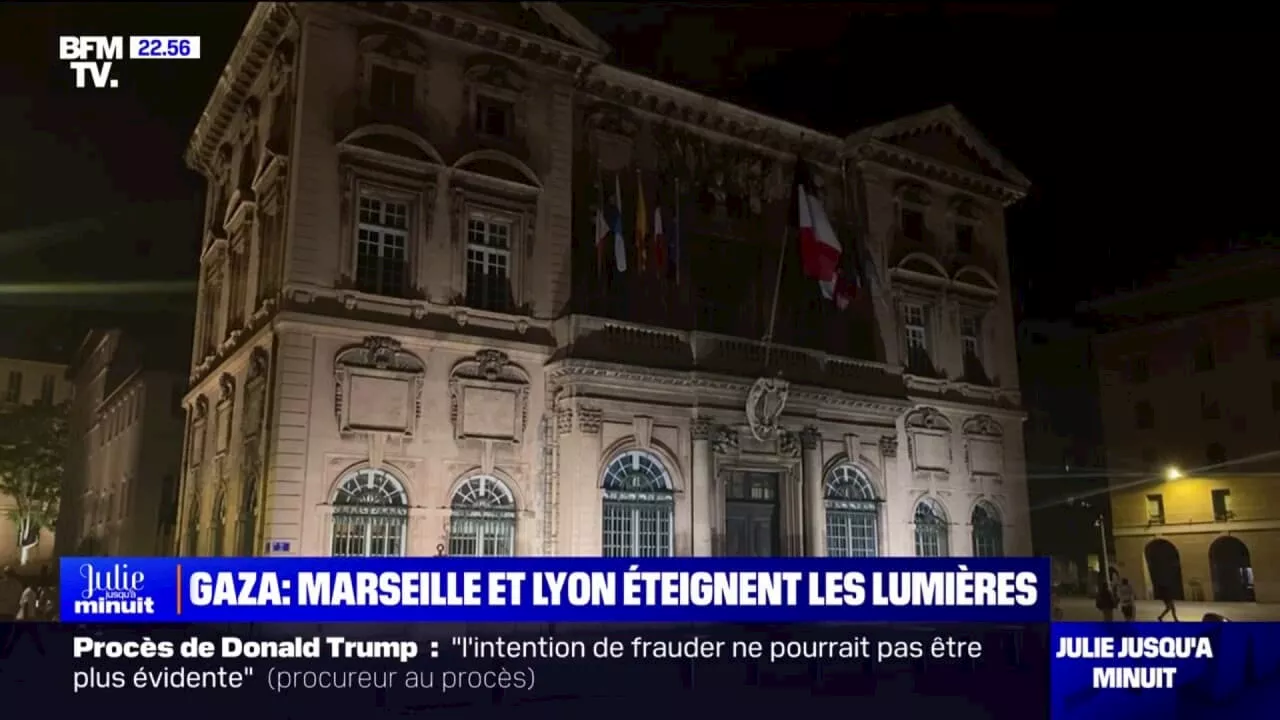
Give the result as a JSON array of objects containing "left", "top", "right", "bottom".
[{"left": 0, "top": 400, "right": 68, "bottom": 565}]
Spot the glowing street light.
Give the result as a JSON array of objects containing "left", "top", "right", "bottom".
[{"left": 1165, "top": 466, "right": 1183, "bottom": 481}]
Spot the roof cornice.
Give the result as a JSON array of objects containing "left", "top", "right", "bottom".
[
  {"left": 852, "top": 139, "right": 1027, "bottom": 206},
  {"left": 185, "top": 2, "right": 293, "bottom": 174}
]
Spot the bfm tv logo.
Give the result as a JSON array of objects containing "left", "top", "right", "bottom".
[
  {"left": 75, "top": 562, "right": 156, "bottom": 615},
  {"left": 59, "top": 36, "right": 122, "bottom": 89}
]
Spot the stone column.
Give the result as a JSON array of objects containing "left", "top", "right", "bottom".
[
  {"left": 691, "top": 417, "right": 713, "bottom": 556},
  {"left": 801, "top": 426, "right": 825, "bottom": 557},
  {"left": 877, "top": 434, "right": 900, "bottom": 554}
]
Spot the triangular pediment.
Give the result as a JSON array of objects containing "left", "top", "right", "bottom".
[
  {"left": 434, "top": 2, "right": 610, "bottom": 56},
  {"left": 850, "top": 105, "right": 1028, "bottom": 190}
]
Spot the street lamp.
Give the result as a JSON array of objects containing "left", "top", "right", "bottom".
[
  {"left": 1094, "top": 515, "right": 1110, "bottom": 587},
  {"left": 1165, "top": 466, "right": 1182, "bottom": 481}
]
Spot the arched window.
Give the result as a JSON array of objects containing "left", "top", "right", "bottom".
[
  {"left": 601, "top": 450, "right": 673, "bottom": 557},
  {"left": 184, "top": 491, "right": 201, "bottom": 556},
  {"left": 971, "top": 501, "right": 1003, "bottom": 557},
  {"left": 449, "top": 475, "right": 516, "bottom": 557},
  {"left": 824, "top": 464, "right": 880, "bottom": 557},
  {"left": 209, "top": 488, "right": 227, "bottom": 557},
  {"left": 330, "top": 468, "right": 409, "bottom": 557},
  {"left": 913, "top": 497, "right": 949, "bottom": 557}
]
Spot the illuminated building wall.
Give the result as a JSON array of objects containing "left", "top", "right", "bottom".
[{"left": 1091, "top": 249, "right": 1280, "bottom": 603}]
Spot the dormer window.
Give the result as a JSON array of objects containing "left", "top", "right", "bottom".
[
  {"left": 475, "top": 95, "right": 513, "bottom": 138},
  {"left": 896, "top": 185, "right": 929, "bottom": 243},
  {"left": 369, "top": 63, "right": 415, "bottom": 116}
]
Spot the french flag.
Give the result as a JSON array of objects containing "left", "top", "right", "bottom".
[{"left": 796, "top": 169, "right": 857, "bottom": 310}]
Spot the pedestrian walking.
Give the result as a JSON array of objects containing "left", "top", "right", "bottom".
[
  {"left": 1155, "top": 582, "right": 1179, "bottom": 622},
  {"left": 1095, "top": 574, "right": 1116, "bottom": 622},
  {"left": 1116, "top": 578, "right": 1136, "bottom": 621}
]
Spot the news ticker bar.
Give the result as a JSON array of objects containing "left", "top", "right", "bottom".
[
  {"left": 61, "top": 556, "right": 1049, "bottom": 623},
  {"left": 35, "top": 622, "right": 1280, "bottom": 720}
]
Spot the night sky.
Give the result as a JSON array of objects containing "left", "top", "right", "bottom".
[{"left": 2, "top": 2, "right": 1277, "bottom": 356}]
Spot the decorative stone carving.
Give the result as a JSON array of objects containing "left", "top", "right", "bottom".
[
  {"left": 691, "top": 416, "right": 713, "bottom": 441},
  {"left": 652, "top": 123, "right": 791, "bottom": 215},
  {"left": 358, "top": 31, "right": 429, "bottom": 64},
  {"left": 193, "top": 395, "right": 209, "bottom": 421},
  {"left": 448, "top": 349, "right": 531, "bottom": 443},
  {"left": 962, "top": 415, "right": 1005, "bottom": 481},
  {"left": 334, "top": 336, "right": 426, "bottom": 437},
  {"left": 843, "top": 434, "right": 860, "bottom": 465},
  {"left": 247, "top": 347, "right": 269, "bottom": 382},
  {"left": 577, "top": 407, "right": 602, "bottom": 434},
  {"left": 633, "top": 417, "right": 653, "bottom": 450},
  {"left": 879, "top": 435, "right": 898, "bottom": 458},
  {"left": 712, "top": 426, "right": 739, "bottom": 456},
  {"left": 906, "top": 406, "right": 951, "bottom": 430},
  {"left": 746, "top": 376, "right": 789, "bottom": 441},
  {"left": 218, "top": 374, "right": 236, "bottom": 403},
  {"left": 583, "top": 102, "right": 639, "bottom": 138},
  {"left": 778, "top": 430, "right": 801, "bottom": 459},
  {"left": 556, "top": 407, "right": 573, "bottom": 436},
  {"left": 800, "top": 426, "right": 820, "bottom": 451},
  {"left": 464, "top": 56, "right": 527, "bottom": 94},
  {"left": 962, "top": 414, "right": 1003, "bottom": 437},
  {"left": 905, "top": 406, "right": 952, "bottom": 473}
]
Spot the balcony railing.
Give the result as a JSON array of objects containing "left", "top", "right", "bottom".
[{"left": 554, "top": 314, "right": 903, "bottom": 396}]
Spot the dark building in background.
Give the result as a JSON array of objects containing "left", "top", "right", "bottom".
[
  {"left": 1018, "top": 319, "right": 1109, "bottom": 592},
  {"left": 1088, "top": 247, "right": 1280, "bottom": 603},
  {"left": 58, "top": 317, "right": 193, "bottom": 557}
]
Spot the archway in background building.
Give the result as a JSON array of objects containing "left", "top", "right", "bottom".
[
  {"left": 1143, "top": 539, "right": 1185, "bottom": 601},
  {"left": 1209, "top": 536, "right": 1255, "bottom": 602}
]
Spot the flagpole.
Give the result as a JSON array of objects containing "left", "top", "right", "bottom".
[{"left": 763, "top": 222, "right": 789, "bottom": 369}]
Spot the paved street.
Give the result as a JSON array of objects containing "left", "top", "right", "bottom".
[{"left": 1057, "top": 597, "right": 1280, "bottom": 622}]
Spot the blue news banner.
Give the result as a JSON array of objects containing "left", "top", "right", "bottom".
[{"left": 3, "top": 557, "right": 1271, "bottom": 718}]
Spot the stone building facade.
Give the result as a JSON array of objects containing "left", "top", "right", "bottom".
[
  {"left": 1090, "top": 248, "right": 1280, "bottom": 603},
  {"left": 58, "top": 328, "right": 189, "bottom": 557},
  {"left": 177, "top": 2, "right": 1032, "bottom": 560}
]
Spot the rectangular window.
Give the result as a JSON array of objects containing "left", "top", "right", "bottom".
[
  {"left": 1145, "top": 494, "right": 1165, "bottom": 524},
  {"left": 40, "top": 374, "right": 55, "bottom": 404},
  {"left": 960, "top": 315, "right": 981, "bottom": 361},
  {"left": 355, "top": 191, "right": 410, "bottom": 297},
  {"left": 903, "top": 303, "right": 931, "bottom": 372},
  {"left": 474, "top": 95, "right": 514, "bottom": 137},
  {"left": 4, "top": 371, "right": 21, "bottom": 403},
  {"left": 901, "top": 207, "right": 925, "bottom": 242},
  {"left": 368, "top": 64, "right": 415, "bottom": 116},
  {"left": 465, "top": 214, "right": 512, "bottom": 312},
  {"left": 1212, "top": 489, "right": 1232, "bottom": 521},
  {"left": 955, "top": 223, "right": 975, "bottom": 254}
]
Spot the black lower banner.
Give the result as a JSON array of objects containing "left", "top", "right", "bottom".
[{"left": 1, "top": 622, "right": 1048, "bottom": 717}]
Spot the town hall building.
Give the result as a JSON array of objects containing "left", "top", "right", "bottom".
[{"left": 178, "top": 2, "right": 1032, "bottom": 560}]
